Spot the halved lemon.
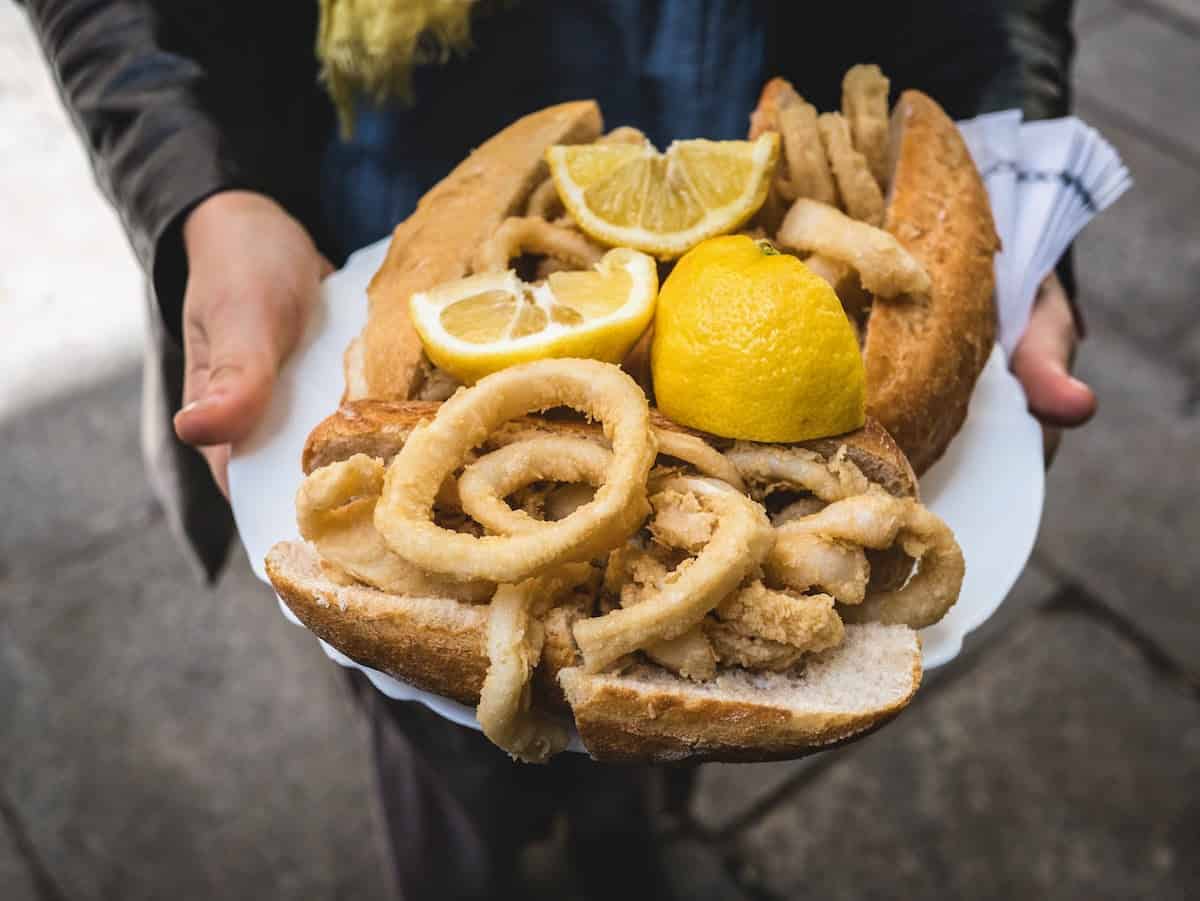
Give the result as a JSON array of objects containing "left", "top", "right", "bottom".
[
  {"left": 410, "top": 247, "right": 658, "bottom": 384},
  {"left": 652, "top": 235, "right": 866, "bottom": 442},
  {"left": 546, "top": 133, "right": 779, "bottom": 259}
]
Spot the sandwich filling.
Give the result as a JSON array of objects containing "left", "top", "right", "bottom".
[
  {"left": 284, "top": 60, "right": 997, "bottom": 760},
  {"left": 294, "top": 398, "right": 962, "bottom": 763}
]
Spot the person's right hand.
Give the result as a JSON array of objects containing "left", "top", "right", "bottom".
[
  {"left": 1010, "top": 271, "right": 1097, "bottom": 466},
  {"left": 173, "top": 190, "right": 333, "bottom": 497}
]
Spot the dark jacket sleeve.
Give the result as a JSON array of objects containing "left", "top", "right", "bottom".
[
  {"left": 898, "top": 0, "right": 1080, "bottom": 308},
  {"left": 21, "top": 0, "right": 249, "bottom": 338},
  {"left": 982, "top": 0, "right": 1076, "bottom": 121},
  {"left": 994, "top": 0, "right": 1081, "bottom": 310}
]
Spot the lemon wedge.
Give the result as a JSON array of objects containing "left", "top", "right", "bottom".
[
  {"left": 547, "top": 134, "right": 779, "bottom": 259},
  {"left": 410, "top": 247, "right": 658, "bottom": 384},
  {"left": 651, "top": 235, "right": 865, "bottom": 442}
]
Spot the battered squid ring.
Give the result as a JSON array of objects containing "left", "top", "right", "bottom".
[
  {"left": 458, "top": 436, "right": 611, "bottom": 535},
  {"left": 296, "top": 453, "right": 494, "bottom": 602},
  {"left": 471, "top": 216, "right": 606, "bottom": 274},
  {"left": 653, "top": 429, "right": 747, "bottom": 493},
  {"left": 724, "top": 442, "right": 870, "bottom": 502},
  {"left": 477, "top": 563, "right": 592, "bottom": 763},
  {"left": 572, "top": 476, "right": 775, "bottom": 673},
  {"left": 766, "top": 514, "right": 872, "bottom": 604},
  {"left": 771, "top": 491, "right": 964, "bottom": 629},
  {"left": 525, "top": 178, "right": 565, "bottom": 221},
  {"left": 375, "top": 358, "right": 656, "bottom": 584},
  {"left": 841, "top": 502, "right": 965, "bottom": 629},
  {"left": 460, "top": 430, "right": 746, "bottom": 537}
]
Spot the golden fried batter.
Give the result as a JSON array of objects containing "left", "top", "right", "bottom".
[
  {"left": 716, "top": 582, "right": 844, "bottom": 653},
  {"left": 704, "top": 620, "right": 805, "bottom": 672},
  {"left": 842, "top": 64, "right": 891, "bottom": 188},
  {"left": 647, "top": 488, "right": 718, "bottom": 553},
  {"left": 605, "top": 542, "right": 717, "bottom": 681},
  {"left": 817, "top": 112, "right": 884, "bottom": 226}
]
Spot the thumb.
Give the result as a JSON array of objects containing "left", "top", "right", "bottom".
[
  {"left": 1012, "top": 345, "right": 1096, "bottom": 428},
  {"left": 1011, "top": 278, "right": 1097, "bottom": 429},
  {"left": 174, "top": 300, "right": 282, "bottom": 448}
]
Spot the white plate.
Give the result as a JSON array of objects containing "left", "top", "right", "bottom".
[{"left": 229, "top": 237, "right": 1044, "bottom": 739}]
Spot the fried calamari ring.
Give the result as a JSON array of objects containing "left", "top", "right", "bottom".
[
  {"left": 481, "top": 423, "right": 744, "bottom": 491},
  {"left": 472, "top": 216, "right": 605, "bottom": 274},
  {"left": 749, "top": 79, "right": 838, "bottom": 206},
  {"left": 776, "top": 198, "right": 931, "bottom": 299},
  {"left": 842, "top": 64, "right": 891, "bottom": 188},
  {"left": 778, "top": 99, "right": 838, "bottom": 204},
  {"left": 726, "top": 443, "right": 916, "bottom": 598},
  {"left": 572, "top": 476, "right": 774, "bottom": 673},
  {"left": 296, "top": 454, "right": 494, "bottom": 602},
  {"left": 525, "top": 178, "right": 565, "bottom": 221},
  {"left": 703, "top": 620, "right": 805, "bottom": 672},
  {"left": 768, "top": 518, "right": 873, "bottom": 602},
  {"left": 715, "top": 582, "right": 844, "bottom": 653},
  {"left": 462, "top": 428, "right": 740, "bottom": 533},
  {"left": 768, "top": 491, "right": 900, "bottom": 605},
  {"left": 653, "top": 429, "right": 747, "bottom": 492},
  {"left": 841, "top": 502, "right": 965, "bottom": 629},
  {"left": 818, "top": 112, "right": 884, "bottom": 226},
  {"left": 767, "top": 522, "right": 871, "bottom": 604},
  {"left": 724, "top": 442, "right": 870, "bottom": 503},
  {"left": 771, "top": 492, "right": 964, "bottom": 628},
  {"left": 458, "top": 436, "right": 610, "bottom": 535},
  {"left": 458, "top": 431, "right": 744, "bottom": 678},
  {"left": 375, "top": 359, "right": 656, "bottom": 583},
  {"left": 477, "top": 563, "right": 592, "bottom": 763},
  {"left": 603, "top": 541, "right": 718, "bottom": 681}
]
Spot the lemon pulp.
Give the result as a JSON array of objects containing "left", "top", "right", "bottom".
[
  {"left": 547, "top": 134, "right": 779, "bottom": 259},
  {"left": 410, "top": 247, "right": 657, "bottom": 384}
]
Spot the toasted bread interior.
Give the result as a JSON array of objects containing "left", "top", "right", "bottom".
[{"left": 267, "top": 540, "right": 921, "bottom": 762}]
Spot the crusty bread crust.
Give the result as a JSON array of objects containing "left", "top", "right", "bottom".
[
  {"left": 359, "top": 101, "right": 604, "bottom": 402},
  {"left": 268, "top": 541, "right": 490, "bottom": 707},
  {"left": 266, "top": 541, "right": 579, "bottom": 714},
  {"left": 302, "top": 401, "right": 442, "bottom": 474},
  {"left": 302, "top": 401, "right": 716, "bottom": 474},
  {"left": 302, "top": 399, "right": 918, "bottom": 499},
  {"left": 266, "top": 542, "right": 921, "bottom": 762},
  {"left": 867, "top": 91, "right": 999, "bottom": 474}
]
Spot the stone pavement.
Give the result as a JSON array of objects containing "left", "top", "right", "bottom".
[{"left": 2, "top": 1, "right": 1197, "bottom": 899}]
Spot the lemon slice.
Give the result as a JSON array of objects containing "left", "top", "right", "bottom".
[
  {"left": 410, "top": 248, "right": 658, "bottom": 384},
  {"left": 547, "top": 134, "right": 779, "bottom": 259}
]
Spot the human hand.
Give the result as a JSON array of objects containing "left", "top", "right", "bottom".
[
  {"left": 1010, "top": 271, "right": 1097, "bottom": 466},
  {"left": 173, "top": 191, "right": 333, "bottom": 497}
]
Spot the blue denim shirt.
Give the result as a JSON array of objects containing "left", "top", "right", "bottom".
[{"left": 320, "top": 0, "right": 1012, "bottom": 258}]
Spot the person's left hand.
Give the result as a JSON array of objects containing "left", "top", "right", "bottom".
[{"left": 1010, "top": 271, "right": 1097, "bottom": 465}]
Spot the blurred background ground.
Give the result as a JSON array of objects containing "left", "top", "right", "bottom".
[{"left": 1, "top": 1, "right": 1197, "bottom": 899}]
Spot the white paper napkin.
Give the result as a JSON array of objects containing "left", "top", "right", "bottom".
[{"left": 957, "top": 112, "right": 1132, "bottom": 355}]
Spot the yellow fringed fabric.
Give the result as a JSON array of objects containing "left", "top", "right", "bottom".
[{"left": 317, "top": 0, "right": 480, "bottom": 137}]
